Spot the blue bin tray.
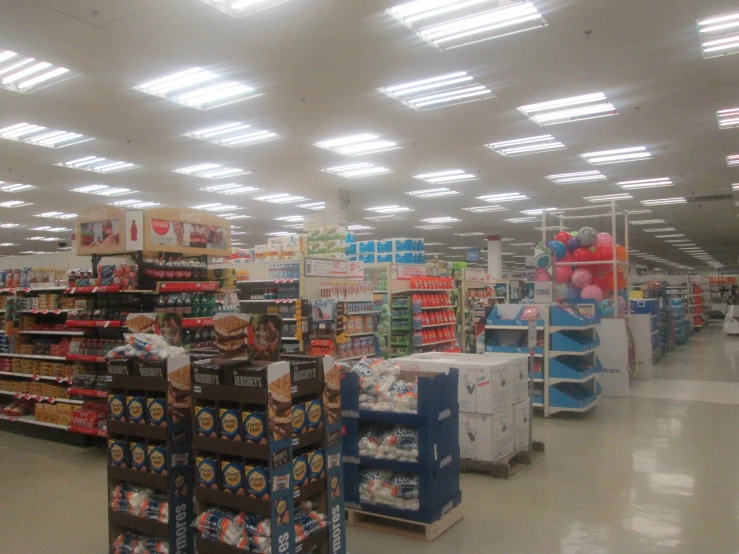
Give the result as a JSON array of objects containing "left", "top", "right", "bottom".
[
  {"left": 485, "top": 345, "right": 544, "bottom": 356},
  {"left": 549, "top": 356, "right": 601, "bottom": 383},
  {"left": 550, "top": 304, "right": 600, "bottom": 327},
  {"left": 550, "top": 330, "right": 600, "bottom": 355},
  {"left": 548, "top": 381, "right": 601, "bottom": 412}
]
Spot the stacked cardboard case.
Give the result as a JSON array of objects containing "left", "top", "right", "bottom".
[{"left": 398, "top": 353, "right": 530, "bottom": 463}]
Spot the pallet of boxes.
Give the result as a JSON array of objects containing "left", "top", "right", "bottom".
[
  {"left": 399, "top": 353, "right": 543, "bottom": 479},
  {"left": 340, "top": 358, "right": 462, "bottom": 541}
]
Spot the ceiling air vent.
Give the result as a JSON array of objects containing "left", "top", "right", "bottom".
[{"left": 685, "top": 193, "right": 733, "bottom": 202}]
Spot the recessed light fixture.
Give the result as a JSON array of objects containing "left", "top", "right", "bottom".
[
  {"left": 0, "top": 200, "right": 32, "bottom": 208},
  {"left": 281, "top": 224, "right": 304, "bottom": 229},
  {"left": 274, "top": 215, "right": 304, "bottom": 223},
  {"left": 366, "top": 205, "right": 413, "bottom": 214},
  {"left": 630, "top": 219, "right": 666, "bottom": 225},
  {"left": 581, "top": 146, "right": 652, "bottom": 165},
  {"left": 478, "top": 192, "right": 528, "bottom": 203},
  {"left": 414, "top": 169, "right": 478, "bottom": 184},
  {"left": 347, "top": 225, "right": 374, "bottom": 231},
  {"left": 110, "top": 199, "right": 161, "bottom": 208},
  {"left": 255, "top": 194, "right": 306, "bottom": 204},
  {"left": 665, "top": 239, "right": 691, "bottom": 243},
  {"left": 183, "top": 122, "right": 279, "bottom": 147},
  {"left": 727, "top": 155, "right": 739, "bottom": 167},
  {"left": 27, "top": 236, "right": 61, "bottom": 242},
  {"left": 504, "top": 217, "right": 538, "bottom": 223},
  {"left": 0, "top": 123, "right": 92, "bottom": 149},
  {"left": 546, "top": 170, "right": 607, "bottom": 185},
  {"left": 322, "top": 162, "right": 392, "bottom": 178},
  {"left": 0, "top": 223, "right": 20, "bottom": 228},
  {"left": 406, "top": 188, "right": 460, "bottom": 199},
  {"left": 697, "top": 12, "right": 739, "bottom": 58},
  {"left": 448, "top": 246, "right": 474, "bottom": 250},
  {"left": 56, "top": 156, "right": 138, "bottom": 173},
  {"left": 511, "top": 242, "right": 535, "bottom": 246},
  {"left": 454, "top": 232, "right": 486, "bottom": 236},
  {"left": 200, "top": 0, "right": 290, "bottom": 18},
  {"left": 191, "top": 203, "right": 243, "bottom": 212},
  {"left": 415, "top": 224, "right": 452, "bottom": 230},
  {"left": 387, "top": 0, "right": 547, "bottom": 51},
  {"left": 199, "top": 184, "right": 260, "bottom": 196},
  {"left": 364, "top": 214, "right": 407, "bottom": 222},
  {"left": 297, "top": 202, "right": 325, "bottom": 211},
  {"left": 617, "top": 177, "right": 672, "bottom": 190},
  {"left": 377, "top": 71, "right": 494, "bottom": 111},
  {"left": 134, "top": 67, "right": 259, "bottom": 110},
  {"left": 174, "top": 163, "right": 248, "bottom": 179},
  {"left": 626, "top": 209, "right": 652, "bottom": 215},
  {"left": 644, "top": 227, "right": 677, "bottom": 232},
  {"left": 584, "top": 193, "right": 633, "bottom": 203},
  {"left": 655, "top": 234, "right": 684, "bottom": 239},
  {"left": 421, "top": 217, "right": 460, "bottom": 223},
  {"left": 732, "top": 184, "right": 739, "bottom": 191},
  {"left": 462, "top": 205, "right": 509, "bottom": 213},
  {"left": 0, "top": 50, "right": 75, "bottom": 93},
  {"left": 717, "top": 108, "right": 739, "bottom": 129},
  {"left": 520, "top": 208, "right": 559, "bottom": 216},
  {"left": 71, "top": 185, "right": 136, "bottom": 197},
  {"left": 222, "top": 214, "right": 252, "bottom": 220},
  {"left": 518, "top": 92, "right": 617, "bottom": 126},
  {"left": 486, "top": 135, "right": 565, "bottom": 157},
  {"left": 266, "top": 231, "right": 297, "bottom": 237},
  {"left": 641, "top": 197, "right": 686, "bottom": 206},
  {"left": 0, "top": 183, "right": 38, "bottom": 193},
  {"left": 0, "top": 243, "right": 17, "bottom": 246},
  {"left": 314, "top": 133, "right": 400, "bottom": 156},
  {"left": 35, "top": 211, "right": 76, "bottom": 219}
]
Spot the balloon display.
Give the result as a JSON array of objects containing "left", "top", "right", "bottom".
[
  {"left": 571, "top": 268, "right": 593, "bottom": 289},
  {"left": 581, "top": 285, "right": 603, "bottom": 302}
]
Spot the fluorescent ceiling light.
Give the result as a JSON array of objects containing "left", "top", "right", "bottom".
[
  {"left": 415, "top": 224, "right": 452, "bottom": 230},
  {"left": 546, "top": 170, "right": 606, "bottom": 184},
  {"left": 518, "top": 92, "right": 617, "bottom": 126},
  {"left": 455, "top": 232, "right": 486, "bottom": 236},
  {"left": 275, "top": 215, "right": 303, "bottom": 222},
  {"left": 421, "top": 216, "right": 460, "bottom": 223},
  {"left": 617, "top": 177, "right": 672, "bottom": 190},
  {"left": 378, "top": 71, "right": 494, "bottom": 111},
  {"left": 183, "top": 122, "right": 279, "bottom": 147},
  {"left": 486, "top": 135, "right": 565, "bottom": 156},
  {"left": 520, "top": 208, "right": 559, "bottom": 215},
  {"left": 406, "top": 188, "right": 460, "bottom": 198},
  {"left": 174, "top": 163, "right": 248, "bottom": 179},
  {"left": 387, "top": 0, "right": 547, "bottom": 50},
  {"left": 581, "top": 146, "right": 652, "bottom": 165},
  {"left": 512, "top": 242, "right": 535, "bottom": 246},
  {"left": 727, "top": 155, "right": 739, "bottom": 167},
  {"left": 584, "top": 193, "right": 633, "bottom": 203},
  {"left": 666, "top": 240, "right": 691, "bottom": 243},
  {"left": 733, "top": 184, "right": 739, "bottom": 191},
  {"left": 0, "top": 200, "right": 32, "bottom": 208},
  {"left": 364, "top": 214, "right": 408, "bottom": 222},
  {"left": 425, "top": 242, "right": 447, "bottom": 246},
  {"left": 27, "top": 236, "right": 61, "bottom": 242},
  {"left": 71, "top": 185, "right": 135, "bottom": 197},
  {"left": 641, "top": 197, "right": 686, "bottom": 206},
  {"left": 200, "top": 184, "right": 260, "bottom": 196},
  {"left": 448, "top": 246, "right": 474, "bottom": 250},
  {"left": 191, "top": 203, "right": 243, "bottom": 212},
  {"left": 314, "top": 133, "right": 400, "bottom": 156},
  {"left": 347, "top": 225, "right": 374, "bottom": 231},
  {"left": 414, "top": 169, "right": 478, "bottom": 184},
  {"left": 0, "top": 223, "right": 20, "bottom": 228},
  {"left": 644, "top": 227, "right": 677, "bottom": 232},
  {"left": 134, "top": 67, "right": 259, "bottom": 110},
  {"left": 0, "top": 243, "right": 17, "bottom": 246},
  {"left": 0, "top": 122, "right": 92, "bottom": 149},
  {"left": 478, "top": 192, "right": 528, "bottom": 203},
  {"left": 266, "top": 231, "right": 296, "bottom": 237},
  {"left": 297, "top": 202, "right": 325, "bottom": 211},
  {"left": 222, "top": 214, "right": 252, "bottom": 220},
  {"left": 231, "top": 231, "right": 249, "bottom": 235},
  {"left": 717, "top": 108, "right": 739, "bottom": 129},
  {"left": 462, "top": 205, "right": 509, "bottom": 213},
  {"left": 655, "top": 234, "right": 684, "bottom": 238},
  {"left": 366, "top": 205, "right": 413, "bottom": 214},
  {"left": 0, "top": 50, "right": 75, "bottom": 93},
  {"left": 200, "top": 0, "right": 290, "bottom": 18},
  {"left": 110, "top": 199, "right": 160, "bottom": 208},
  {"left": 322, "top": 162, "right": 392, "bottom": 178},
  {"left": 630, "top": 219, "right": 666, "bottom": 225},
  {"left": 505, "top": 217, "right": 538, "bottom": 223},
  {"left": 35, "top": 211, "right": 76, "bottom": 219},
  {"left": 254, "top": 194, "right": 306, "bottom": 204},
  {"left": 56, "top": 156, "right": 138, "bottom": 173},
  {"left": 627, "top": 209, "right": 652, "bottom": 215},
  {"left": 0, "top": 183, "right": 38, "bottom": 193},
  {"left": 697, "top": 12, "right": 739, "bottom": 58}
]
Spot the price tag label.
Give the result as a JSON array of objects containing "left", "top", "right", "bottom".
[
  {"left": 347, "top": 261, "right": 364, "bottom": 279},
  {"left": 394, "top": 264, "right": 426, "bottom": 280},
  {"left": 304, "top": 258, "right": 348, "bottom": 277}
]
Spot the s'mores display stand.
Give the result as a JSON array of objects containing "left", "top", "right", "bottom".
[
  {"left": 340, "top": 360, "right": 463, "bottom": 541},
  {"left": 190, "top": 354, "right": 346, "bottom": 554},
  {"left": 460, "top": 268, "right": 502, "bottom": 353},
  {"left": 106, "top": 354, "right": 194, "bottom": 553}
]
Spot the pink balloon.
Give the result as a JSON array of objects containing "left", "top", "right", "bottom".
[
  {"left": 596, "top": 232, "right": 613, "bottom": 248},
  {"left": 555, "top": 265, "right": 573, "bottom": 283},
  {"left": 581, "top": 284, "right": 603, "bottom": 302},
  {"left": 571, "top": 268, "right": 593, "bottom": 289}
]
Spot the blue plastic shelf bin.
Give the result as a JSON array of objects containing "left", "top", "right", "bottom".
[
  {"left": 631, "top": 299, "right": 658, "bottom": 315},
  {"left": 550, "top": 330, "right": 600, "bottom": 353},
  {"left": 551, "top": 302, "right": 600, "bottom": 326},
  {"left": 549, "top": 382, "right": 601, "bottom": 410},
  {"left": 549, "top": 356, "right": 602, "bottom": 381},
  {"left": 485, "top": 306, "right": 545, "bottom": 327},
  {"left": 485, "top": 344, "right": 544, "bottom": 356}
]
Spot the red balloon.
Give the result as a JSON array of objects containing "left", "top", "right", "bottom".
[
  {"left": 603, "top": 270, "right": 626, "bottom": 292},
  {"left": 553, "top": 232, "right": 572, "bottom": 245},
  {"left": 591, "top": 276, "right": 607, "bottom": 291},
  {"left": 593, "top": 246, "right": 614, "bottom": 262},
  {"left": 572, "top": 247, "right": 594, "bottom": 263}
]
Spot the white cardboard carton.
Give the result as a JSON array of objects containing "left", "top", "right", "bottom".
[
  {"left": 509, "top": 357, "right": 529, "bottom": 405},
  {"left": 489, "top": 363, "right": 512, "bottom": 414},
  {"left": 473, "top": 408, "right": 514, "bottom": 462},
  {"left": 459, "top": 412, "right": 479, "bottom": 459},
  {"left": 457, "top": 366, "right": 479, "bottom": 412},
  {"left": 513, "top": 399, "right": 530, "bottom": 451}
]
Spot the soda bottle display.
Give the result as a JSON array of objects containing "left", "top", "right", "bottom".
[
  {"left": 166, "top": 294, "right": 177, "bottom": 314},
  {"left": 191, "top": 293, "right": 201, "bottom": 317},
  {"left": 175, "top": 294, "right": 184, "bottom": 315},
  {"left": 182, "top": 260, "right": 192, "bottom": 281},
  {"left": 155, "top": 295, "right": 166, "bottom": 314},
  {"left": 173, "top": 258, "right": 183, "bottom": 280},
  {"left": 183, "top": 293, "right": 192, "bottom": 316},
  {"left": 182, "top": 329, "right": 192, "bottom": 350}
]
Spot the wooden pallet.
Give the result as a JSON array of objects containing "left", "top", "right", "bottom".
[
  {"left": 346, "top": 506, "right": 463, "bottom": 542},
  {"left": 460, "top": 441, "right": 545, "bottom": 479}
]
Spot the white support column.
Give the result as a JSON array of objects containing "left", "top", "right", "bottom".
[
  {"left": 487, "top": 234, "right": 502, "bottom": 279},
  {"left": 303, "top": 189, "right": 350, "bottom": 229}
]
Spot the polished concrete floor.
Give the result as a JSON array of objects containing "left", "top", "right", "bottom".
[{"left": 1, "top": 324, "right": 738, "bottom": 554}]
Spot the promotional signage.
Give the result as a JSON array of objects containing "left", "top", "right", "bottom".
[
  {"left": 75, "top": 205, "right": 127, "bottom": 255},
  {"left": 346, "top": 261, "right": 364, "bottom": 279},
  {"left": 144, "top": 208, "right": 231, "bottom": 256},
  {"left": 304, "top": 258, "right": 348, "bottom": 278},
  {"left": 467, "top": 248, "right": 479, "bottom": 262},
  {"left": 533, "top": 282, "right": 553, "bottom": 303},
  {"left": 464, "top": 269, "right": 494, "bottom": 284},
  {"left": 391, "top": 264, "right": 426, "bottom": 280}
]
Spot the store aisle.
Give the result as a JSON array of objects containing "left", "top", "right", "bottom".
[{"left": 2, "top": 330, "right": 739, "bottom": 554}]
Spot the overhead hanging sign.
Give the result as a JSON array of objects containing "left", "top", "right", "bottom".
[
  {"left": 75, "top": 205, "right": 129, "bottom": 256},
  {"left": 144, "top": 208, "right": 231, "bottom": 256}
]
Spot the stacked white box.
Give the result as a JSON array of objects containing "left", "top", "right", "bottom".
[
  {"left": 396, "top": 352, "right": 530, "bottom": 462},
  {"left": 514, "top": 399, "right": 531, "bottom": 451}
]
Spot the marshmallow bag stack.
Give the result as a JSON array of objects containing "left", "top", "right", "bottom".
[{"left": 349, "top": 358, "right": 418, "bottom": 413}]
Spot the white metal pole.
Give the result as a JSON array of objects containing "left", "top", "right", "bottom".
[{"left": 611, "top": 201, "right": 618, "bottom": 308}]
